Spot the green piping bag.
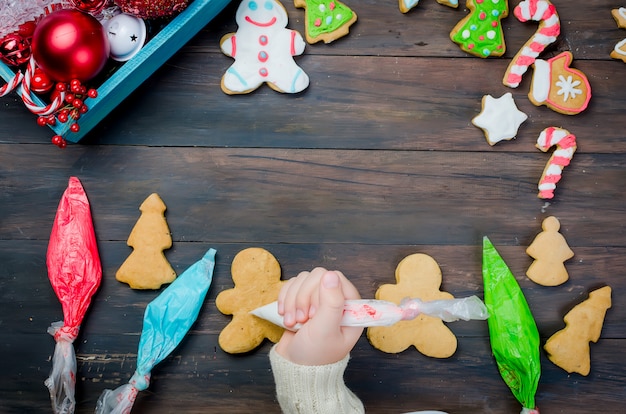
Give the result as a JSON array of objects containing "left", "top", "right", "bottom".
[{"left": 482, "top": 237, "right": 540, "bottom": 414}]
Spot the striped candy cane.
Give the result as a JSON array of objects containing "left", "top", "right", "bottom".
[
  {"left": 20, "top": 56, "right": 65, "bottom": 116},
  {"left": 0, "top": 2, "right": 66, "bottom": 99},
  {"left": 1, "top": 70, "right": 23, "bottom": 97},
  {"left": 536, "top": 127, "right": 576, "bottom": 199},
  {"left": 503, "top": 0, "right": 560, "bottom": 88}
]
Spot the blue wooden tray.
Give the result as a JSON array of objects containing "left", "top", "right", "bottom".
[{"left": 0, "top": 0, "right": 231, "bottom": 143}]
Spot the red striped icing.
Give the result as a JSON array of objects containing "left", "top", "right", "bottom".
[
  {"left": 290, "top": 31, "right": 296, "bottom": 56},
  {"left": 536, "top": 127, "right": 576, "bottom": 199},
  {"left": 503, "top": 0, "right": 560, "bottom": 88}
]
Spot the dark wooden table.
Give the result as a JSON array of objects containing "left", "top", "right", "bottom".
[{"left": 1, "top": 0, "right": 625, "bottom": 412}]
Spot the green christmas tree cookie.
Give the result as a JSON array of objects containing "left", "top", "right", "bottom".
[
  {"left": 294, "top": 0, "right": 357, "bottom": 44},
  {"left": 400, "top": 0, "right": 458, "bottom": 15},
  {"left": 450, "top": 0, "right": 508, "bottom": 57}
]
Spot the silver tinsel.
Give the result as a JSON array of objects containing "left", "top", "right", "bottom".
[{"left": 0, "top": 0, "right": 71, "bottom": 38}]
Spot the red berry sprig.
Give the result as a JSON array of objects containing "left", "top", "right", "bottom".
[{"left": 33, "top": 76, "right": 97, "bottom": 148}]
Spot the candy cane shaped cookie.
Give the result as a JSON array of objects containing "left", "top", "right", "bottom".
[
  {"left": 503, "top": 0, "right": 560, "bottom": 88},
  {"left": 536, "top": 127, "right": 576, "bottom": 199}
]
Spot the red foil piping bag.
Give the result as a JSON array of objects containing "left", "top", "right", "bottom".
[{"left": 45, "top": 176, "right": 102, "bottom": 414}]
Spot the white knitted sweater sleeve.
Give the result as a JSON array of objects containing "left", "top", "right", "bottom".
[{"left": 269, "top": 345, "right": 365, "bottom": 414}]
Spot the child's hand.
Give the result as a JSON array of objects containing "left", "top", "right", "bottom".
[{"left": 275, "top": 267, "right": 363, "bottom": 366}]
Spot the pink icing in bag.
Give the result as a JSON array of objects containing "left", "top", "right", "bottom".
[{"left": 45, "top": 177, "right": 102, "bottom": 414}]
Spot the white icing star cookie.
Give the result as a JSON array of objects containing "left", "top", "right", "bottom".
[
  {"left": 472, "top": 92, "right": 528, "bottom": 146},
  {"left": 611, "top": 8, "right": 626, "bottom": 63},
  {"left": 612, "top": 7, "right": 626, "bottom": 29}
]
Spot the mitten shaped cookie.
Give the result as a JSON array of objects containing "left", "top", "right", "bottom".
[
  {"left": 529, "top": 51, "right": 591, "bottom": 115},
  {"left": 216, "top": 247, "right": 286, "bottom": 353},
  {"left": 367, "top": 253, "right": 458, "bottom": 358}
]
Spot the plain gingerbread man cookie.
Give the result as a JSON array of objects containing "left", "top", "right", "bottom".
[
  {"left": 216, "top": 247, "right": 287, "bottom": 353},
  {"left": 544, "top": 286, "right": 612, "bottom": 375},
  {"left": 220, "top": 0, "right": 309, "bottom": 94},
  {"left": 367, "top": 253, "right": 458, "bottom": 358}
]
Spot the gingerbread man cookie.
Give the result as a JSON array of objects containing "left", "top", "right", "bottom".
[
  {"left": 220, "top": 0, "right": 309, "bottom": 94},
  {"left": 544, "top": 286, "right": 612, "bottom": 376},
  {"left": 526, "top": 216, "right": 574, "bottom": 286},
  {"left": 367, "top": 253, "right": 458, "bottom": 358},
  {"left": 215, "top": 247, "right": 287, "bottom": 353}
]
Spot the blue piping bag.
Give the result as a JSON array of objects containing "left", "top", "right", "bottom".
[{"left": 95, "top": 248, "right": 216, "bottom": 414}]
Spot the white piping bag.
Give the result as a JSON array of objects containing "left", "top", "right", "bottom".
[{"left": 251, "top": 295, "right": 488, "bottom": 331}]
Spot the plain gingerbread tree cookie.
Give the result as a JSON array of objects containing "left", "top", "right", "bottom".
[
  {"left": 216, "top": 247, "right": 287, "bottom": 353},
  {"left": 116, "top": 193, "right": 176, "bottom": 290},
  {"left": 544, "top": 286, "right": 612, "bottom": 375},
  {"left": 367, "top": 253, "right": 458, "bottom": 358},
  {"left": 526, "top": 216, "right": 574, "bottom": 286}
]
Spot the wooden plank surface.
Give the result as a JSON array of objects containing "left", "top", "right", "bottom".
[{"left": 1, "top": 0, "right": 625, "bottom": 413}]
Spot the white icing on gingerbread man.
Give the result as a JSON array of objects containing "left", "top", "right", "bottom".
[{"left": 220, "top": 0, "right": 309, "bottom": 94}]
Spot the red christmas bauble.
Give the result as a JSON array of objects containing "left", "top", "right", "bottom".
[
  {"left": 0, "top": 33, "right": 31, "bottom": 67},
  {"left": 31, "top": 68, "right": 54, "bottom": 93},
  {"left": 31, "top": 9, "right": 110, "bottom": 82}
]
